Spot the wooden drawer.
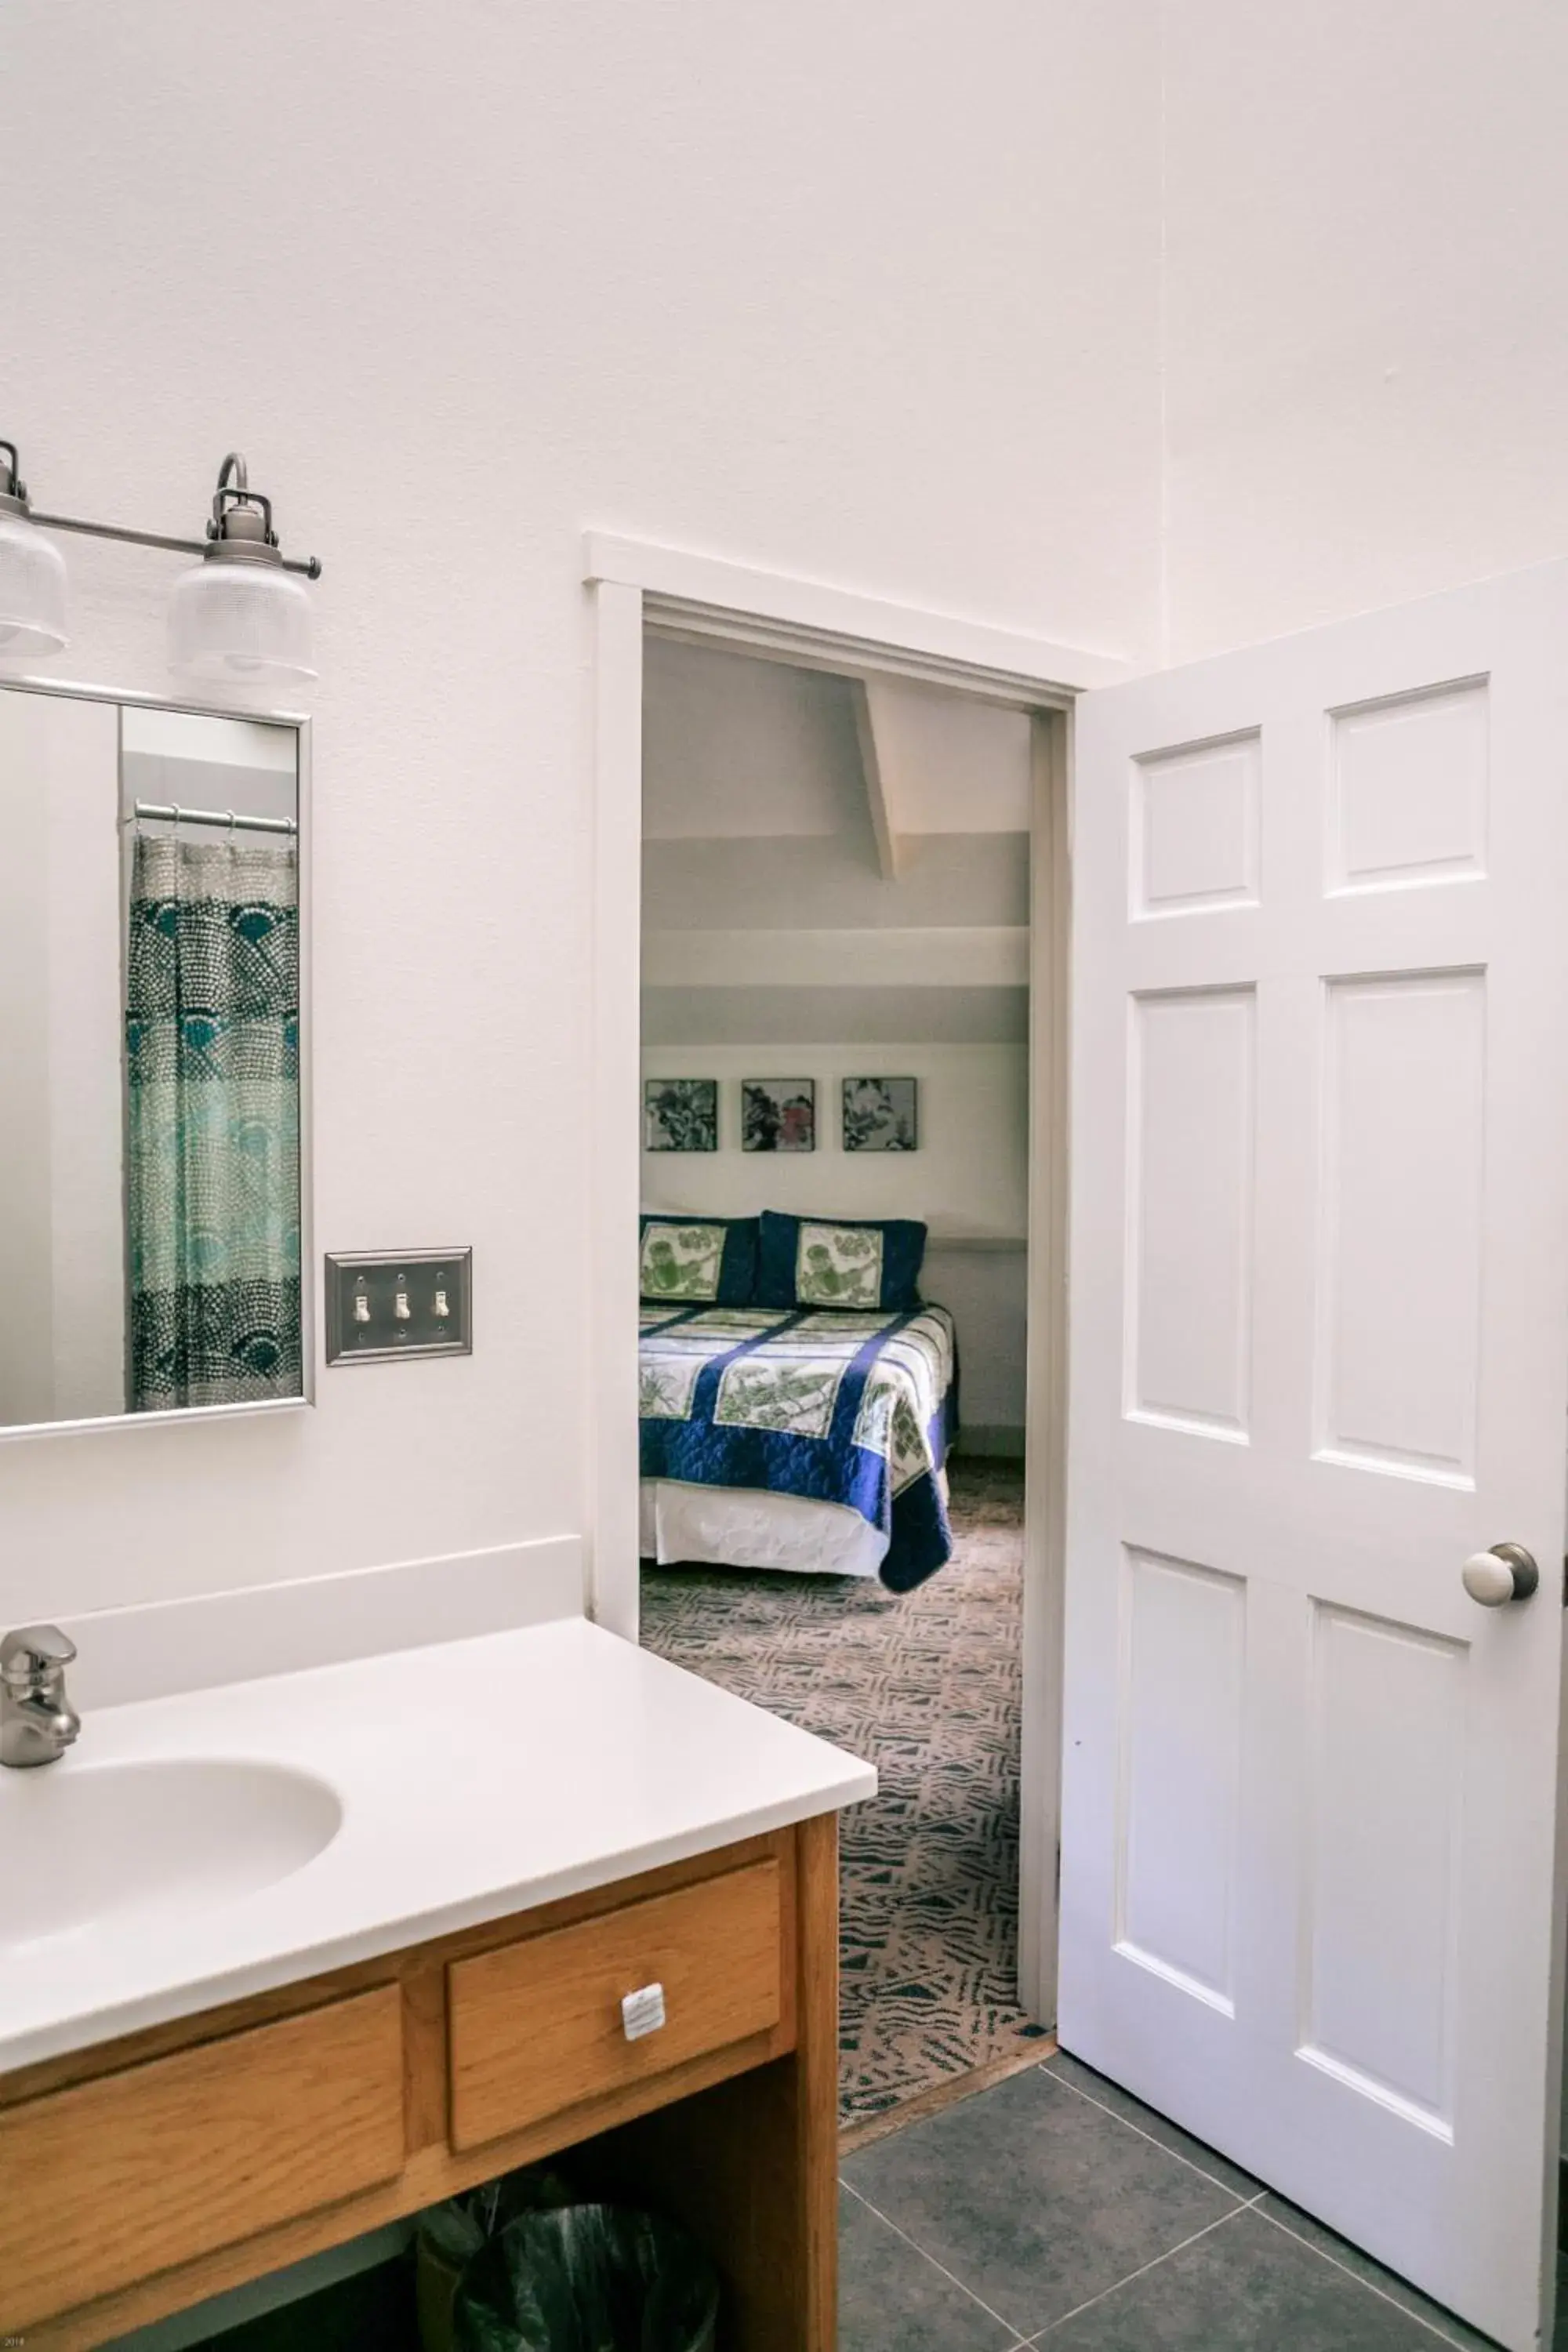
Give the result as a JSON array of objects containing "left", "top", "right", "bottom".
[
  {"left": 448, "top": 1857, "right": 783, "bottom": 2151},
  {"left": 0, "top": 1987, "right": 405, "bottom": 2334}
]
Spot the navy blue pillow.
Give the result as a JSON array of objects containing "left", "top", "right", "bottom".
[
  {"left": 756, "top": 1210, "right": 927, "bottom": 1313},
  {"left": 639, "top": 1215, "right": 759, "bottom": 1307}
]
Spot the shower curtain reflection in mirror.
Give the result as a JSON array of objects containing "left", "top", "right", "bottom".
[
  {"left": 125, "top": 829, "right": 301, "bottom": 1410},
  {"left": 0, "top": 685, "right": 303, "bottom": 1433}
]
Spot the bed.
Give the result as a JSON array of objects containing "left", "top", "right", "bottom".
[{"left": 637, "top": 1300, "right": 958, "bottom": 1591}]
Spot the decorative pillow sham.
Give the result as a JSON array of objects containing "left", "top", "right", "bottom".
[
  {"left": 756, "top": 1210, "right": 927, "bottom": 1313},
  {"left": 639, "top": 1214, "right": 759, "bottom": 1306}
]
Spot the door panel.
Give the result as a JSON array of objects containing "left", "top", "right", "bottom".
[
  {"left": 1116, "top": 1547, "right": 1245, "bottom": 2011},
  {"left": 1060, "top": 562, "right": 1568, "bottom": 2350},
  {"left": 1131, "top": 731, "right": 1261, "bottom": 916},
  {"left": 1301, "top": 1602, "right": 1464, "bottom": 2132},
  {"left": 1127, "top": 986, "right": 1256, "bottom": 1437},
  {"left": 1316, "top": 967, "right": 1486, "bottom": 1481}
]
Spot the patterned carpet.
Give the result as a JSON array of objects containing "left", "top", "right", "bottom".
[{"left": 640, "top": 1460, "right": 1044, "bottom": 2122}]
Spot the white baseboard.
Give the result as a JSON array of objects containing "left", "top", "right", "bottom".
[
  {"left": 954, "top": 1424, "right": 1027, "bottom": 1460},
  {"left": 63, "top": 1533, "right": 585, "bottom": 1711}
]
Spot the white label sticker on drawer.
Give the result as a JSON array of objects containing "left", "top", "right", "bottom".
[{"left": 621, "top": 1983, "right": 667, "bottom": 2041}]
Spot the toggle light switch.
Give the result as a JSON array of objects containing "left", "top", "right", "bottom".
[{"left": 325, "top": 1250, "right": 473, "bottom": 1364}]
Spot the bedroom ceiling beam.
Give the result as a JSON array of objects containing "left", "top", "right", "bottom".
[{"left": 850, "top": 677, "right": 906, "bottom": 881}]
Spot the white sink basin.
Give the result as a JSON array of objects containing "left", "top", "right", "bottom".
[{"left": 0, "top": 1758, "right": 342, "bottom": 1955}]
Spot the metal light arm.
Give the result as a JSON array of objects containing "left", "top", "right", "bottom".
[
  {"left": 26, "top": 507, "right": 322, "bottom": 579},
  {"left": 2, "top": 441, "right": 321, "bottom": 578}
]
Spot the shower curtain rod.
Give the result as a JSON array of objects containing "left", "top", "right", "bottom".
[{"left": 126, "top": 799, "right": 297, "bottom": 837}]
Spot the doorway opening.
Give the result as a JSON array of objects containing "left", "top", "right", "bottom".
[
  {"left": 587, "top": 538, "right": 1085, "bottom": 2134},
  {"left": 637, "top": 638, "right": 1036, "bottom": 2119}
]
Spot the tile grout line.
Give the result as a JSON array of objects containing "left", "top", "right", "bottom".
[
  {"left": 844, "top": 2060, "right": 1483, "bottom": 2351},
  {"left": 1023, "top": 2199, "right": 1264, "bottom": 2343},
  {"left": 1253, "top": 2202, "right": 1484, "bottom": 2352},
  {"left": 1031, "top": 2058, "right": 1259, "bottom": 2203},
  {"left": 1037, "top": 2062, "right": 1483, "bottom": 2350},
  {"left": 839, "top": 2173, "right": 1030, "bottom": 2339}
]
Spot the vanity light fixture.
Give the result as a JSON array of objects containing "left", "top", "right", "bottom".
[
  {"left": 0, "top": 438, "right": 321, "bottom": 684},
  {"left": 0, "top": 443, "right": 69, "bottom": 660}
]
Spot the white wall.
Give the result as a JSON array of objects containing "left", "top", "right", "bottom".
[
  {"left": 641, "top": 1045, "right": 1029, "bottom": 1240},
  {"left": 1161, "top": 0, "right": 1568, "bottom": 661},
  {"left": 922, "top": 1242, "right": 1028, "bottom": 1445},
  {"left": 0, "top": 0, "right": 1161, "bottom": 1623}
]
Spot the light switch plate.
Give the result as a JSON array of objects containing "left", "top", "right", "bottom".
[{"left": 325, "top": 1248, "right": 473, "bottom": 1365}]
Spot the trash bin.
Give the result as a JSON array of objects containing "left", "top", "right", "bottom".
[
  {"left": 452, "top": 2204, "right": 721, "bottom": 2352},
  {"left": 418, "top": 2169, "right": 579, "bottom": 2352}
]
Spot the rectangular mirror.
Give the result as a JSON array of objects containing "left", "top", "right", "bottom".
[{"left": 0, "top": 683, "right": 306, "bottom": 1433}]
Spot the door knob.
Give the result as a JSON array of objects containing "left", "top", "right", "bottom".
[{"left": 1461, "top": 1543, "right": 1540, "bottom": 1606}]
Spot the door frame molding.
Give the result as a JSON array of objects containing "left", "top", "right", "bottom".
[{"left": 585, "top": 530, "right": 1121, "bottom": 2020}]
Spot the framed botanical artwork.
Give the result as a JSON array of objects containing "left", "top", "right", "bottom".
[
  {"left": 742, "top": 1077, "right": 816, "bottom": 1152},
  {"left": 842, "top": 1076, "right": 919, "bottom": 1152},
  {"left": 643, "top": 1077, "right": 718, "bottom": 1152}
]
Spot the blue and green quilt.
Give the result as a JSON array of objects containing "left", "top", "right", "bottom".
[{"left": 637, "top": 1303, "right": 958, "bottom": 1592}]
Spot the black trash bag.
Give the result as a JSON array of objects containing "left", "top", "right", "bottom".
[
  {"left": 419, "top": 2166, "right": 581, "bottom": 2351},
  {"left": 421, "top": 2166, "right": 580, "bottom": 2277},
  {"left": 452, "top": 2204, "right": 720, "bottom": 2352}
]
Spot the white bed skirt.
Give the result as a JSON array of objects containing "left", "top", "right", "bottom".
[{"left": 638, "top": 1479, "right": 891, "bottom": 1579}]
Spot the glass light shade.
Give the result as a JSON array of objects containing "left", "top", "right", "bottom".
[
  {"left": 0, "top": 510, "right": 69, "bottom": 660},
  {"left": 167, "top": 557, "right": 316, "bottom": 684}
]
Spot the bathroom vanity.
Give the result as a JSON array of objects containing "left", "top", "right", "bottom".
[{"left": 0, "top": 1615, "right": 873, "bottom": 2350}]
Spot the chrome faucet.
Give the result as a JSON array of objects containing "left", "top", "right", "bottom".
[{"left": 1, "top": 1626, "right": 80, "bottom": 1767}]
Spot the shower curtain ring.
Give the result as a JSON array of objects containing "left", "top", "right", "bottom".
[
  {"left": 226, "top": 809, "right": 237, "bottom": 835},
  {"left": 171, "top": 803, "right": 183, "bottom": 831}
]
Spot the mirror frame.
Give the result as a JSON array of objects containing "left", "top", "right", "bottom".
[{"left": 0, "top": 673, "right": 314, "bottom": 1442}]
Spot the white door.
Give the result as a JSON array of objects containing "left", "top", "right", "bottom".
[{"left": 1059, "top": 561, "right": 1568, "bottom": 2350}]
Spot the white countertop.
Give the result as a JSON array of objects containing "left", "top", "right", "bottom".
[{"left": 0, "top": 1615, "right": 876, "bottom": 2076}]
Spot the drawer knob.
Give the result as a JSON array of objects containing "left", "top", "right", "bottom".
[{"left": 621, "top": 1983, "right": 666, "bottom": 2042}]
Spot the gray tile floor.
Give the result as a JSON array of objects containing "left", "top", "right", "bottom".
[{"left": 840, "top": 2052, "right": 1534, "bottom": 2350}]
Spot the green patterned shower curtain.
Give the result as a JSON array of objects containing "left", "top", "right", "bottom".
[{"left": 125, "top": 831, "right": 301, "bottom": 1410}]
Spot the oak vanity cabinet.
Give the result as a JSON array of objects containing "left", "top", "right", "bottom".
[{"left": 0, "top": 1818, "right": 838, "bottom": 2352}]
